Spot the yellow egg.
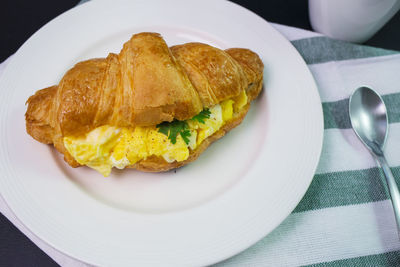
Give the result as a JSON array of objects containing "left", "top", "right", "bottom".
[
  {"left": 86, "top": 160, "right": 114, "bottom": 177},
  {"left": 63, "top": 126, "right": 121, "bottom": 176},
  {"left": 63, "top": 91, "right": 248, "bottom": 176},
  {"left": 233, "top": 90, "right": 248, "bottom": 111},
  {"left": 187, "top": 129, "right": 198, "bottom": 150},
  {"left": 196, "top": 104, "right": 224, "bottom": 145},
  {"left": 163, "top": 136, "right": 189, "bottom": 163},
  {"left": 126, "top": 127, "right": 148, "bottom": 164},
  {"left": 146, "top": 128, "right": 168, "bottom": 157},
  {"left": 221, "top": 99, "right": 234, "bottom": 121},
  {"left": 110, "top": 128, "right": 131, "bottom": 169}
]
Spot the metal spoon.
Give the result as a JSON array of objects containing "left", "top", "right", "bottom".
[{"left": 349, "top": 86, "right": 400, "bottom": 235}]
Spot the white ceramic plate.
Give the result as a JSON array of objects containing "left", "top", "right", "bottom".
[{"left": 0, "top": 0, "right": 323, "bottom": 266}]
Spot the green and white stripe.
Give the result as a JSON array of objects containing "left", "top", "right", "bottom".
[
  {"left": 323, "top": 95, "right": 400, "bottom": 129},
  {"left": 292, "top": 37, "right": 398, "bottom": 64},
  {"left": 309, "top": 251, "right": 400, "bottom": 267},
  {"left": 217, "top": 27, "right": 400, "bottom": 266}
]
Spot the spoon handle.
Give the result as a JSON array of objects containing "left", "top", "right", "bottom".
[{"left": 376, "top": 155, "right": 400, "bottom": 235}]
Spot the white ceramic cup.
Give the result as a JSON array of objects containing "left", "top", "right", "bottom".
[{"left": 309, "top": 0, "right": 400, "bottom": 43}]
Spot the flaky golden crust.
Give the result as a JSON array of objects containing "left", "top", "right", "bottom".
[
  {"left": 171, "top": 43, "right": 248, "bottom": 107},
  {"left": 26, "top": 86, "right": 57, "bottom": 144},
  {"left": 225, "top": 48, "right": 264, "bottom": 101},
  {"left": 118, "top": 33, "right": 203, "bottom": 125},
  {"left": 25, "top": 32, "right": 264, "bottom": 172}
]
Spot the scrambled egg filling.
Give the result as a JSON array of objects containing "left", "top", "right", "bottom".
[{"left": 64, "top": 91, "right": 247, "bottom": 176}]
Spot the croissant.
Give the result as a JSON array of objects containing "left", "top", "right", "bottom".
[{"left": 25, "top": 32, "right": 263, "bottom": 176}]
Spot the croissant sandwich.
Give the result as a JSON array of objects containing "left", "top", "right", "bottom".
[{"left": 25, "top": 32, "right": 263, "bottom": 176}]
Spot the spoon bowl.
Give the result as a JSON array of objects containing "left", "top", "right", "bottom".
[{"left": 349, "top": 86, "right": 388, "bottom": 154}]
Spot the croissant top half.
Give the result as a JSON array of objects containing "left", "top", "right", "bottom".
[{"left": 26, "top": 32, "right": 263, "bottom": 165}]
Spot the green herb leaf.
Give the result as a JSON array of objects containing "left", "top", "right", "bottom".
[
  {"left": 156, "top": 120, "right": 190, "bottom": 145},
  {"left": 157, "top": 124, "right": 169, "bottom": 136},
  {"left": 156, "top": 108, "right": 211, "bottom": 145},
  {"left": 180, "top": 129, "right": 191, "bottom": 145},
  {"left": 191, "top": 108, "right": 211, "bottom": 124}
]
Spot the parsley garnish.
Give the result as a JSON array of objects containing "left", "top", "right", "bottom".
[
  {"left": 191, "top": 108, "right": 211, "bottom": 123},
  {"left": 157, "top": 120, "right": 191, "bottom": 145},
  {"left": 157, "top": 108, "right": 211, "bottom": 145}
]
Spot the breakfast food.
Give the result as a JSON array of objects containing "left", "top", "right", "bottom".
[{"left": 25, "top": 32, "right": 263, "bottom": 176}]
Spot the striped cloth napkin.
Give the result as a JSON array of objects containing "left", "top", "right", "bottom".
[
  {"left": 1, "top": 23, "right": 400, "bottom": 266},
  {"left": 216, "top": 24, "right": 400, "bottom": 267}
]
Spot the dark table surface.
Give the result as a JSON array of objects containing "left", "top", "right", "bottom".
[{"left": 1, "top": 0, "right": 400, "bottom": 266}]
